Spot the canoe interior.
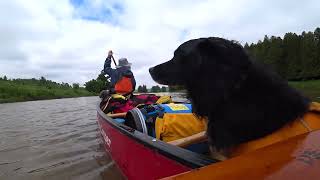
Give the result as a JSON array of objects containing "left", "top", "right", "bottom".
[
  {"left": 97, "top": 103, "right": 215, "bottom": 165},
  {"left": 97, "top": 102, "right": 215, "bottom": 179}
]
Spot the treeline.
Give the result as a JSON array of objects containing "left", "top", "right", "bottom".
[
  {"left": 245, "top": 27, "right": 320, "bottom": 80},
  {"left": 0, "top": 76, "right": 83, "bottom": 89},
  {"left": 168, "top": 85, "right": 185, "bottom": 92},
  {"left": 136, "top": 85, "right": 185, "bottom": 93},
  {"left": 137, "top": 85, "right": 148, "bottom": 92},
  {"left": 0, "top": 76, "right": 94, "bottom": 103},
  {"left": 137, "top": 85, "right": 167, "bottom": 93}
]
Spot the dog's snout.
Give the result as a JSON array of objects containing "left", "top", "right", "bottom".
[{"left": 149, "top": 67, "right": 154, "bottom": 74}]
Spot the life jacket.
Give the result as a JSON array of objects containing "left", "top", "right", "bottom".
[
  {"left": 231, "top": 102, "right": 320, "bottom": 157},
  {"left": 114, "top": 76, "right": 135, "bottom": 95},
  {"left": 125, "top": 103, "right": 206, "bottom": 141},
  {"left": 156, "top": 96, "right": 173, "bottom": 104},
  {"left": 154, "top": 104, "right": 207, "bottom": 142}
]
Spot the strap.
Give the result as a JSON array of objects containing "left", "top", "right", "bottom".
[
  {"left": 299, "top": 117, "right": 312, "bottom": 132},
  {"left": 102, "top": 96, "right": 112, "bottom": 112}
]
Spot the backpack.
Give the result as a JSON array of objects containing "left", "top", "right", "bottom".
[
  {"left": 101, "top": 94, "right": 160, "bottom": 114},
  {"left": 101, "top": 94, "right": 134, "bottom": 114},
  {"left": 131, "top": 94, "right": 159, "bottom": 107}
]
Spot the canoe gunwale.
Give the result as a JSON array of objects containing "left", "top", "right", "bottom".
[{"left": 96, "top": 102, "right": 216, "bottom": 168}]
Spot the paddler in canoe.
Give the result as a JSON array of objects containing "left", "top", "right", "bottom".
[
  {"left": 101, "top": 50, "right": 136, "bottom": 96},
  {"left": 99, "top": 50, "right": 167, "bottom": 116}
]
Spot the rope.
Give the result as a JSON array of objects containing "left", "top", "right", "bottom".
[
  {"left": 102, "top": 96, "right": 112, "bottom": 112},
  {"left": 299, "top": 118, "right": 312, "bottom": 132}
]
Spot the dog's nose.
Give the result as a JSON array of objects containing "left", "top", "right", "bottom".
[{"left": 149, "top": 67, "right": 154, "bottom": 74}]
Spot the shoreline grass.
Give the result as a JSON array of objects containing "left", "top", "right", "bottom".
[
  {"left": 0, "top": 80, "right": 96, "bottom": 104},
  {"left": 289, "top": 80, "right": 320, "bottom": 101}
]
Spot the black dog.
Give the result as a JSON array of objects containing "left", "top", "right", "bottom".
[{"left": 149, "top": 37, "right": 310, "bottom": 151}]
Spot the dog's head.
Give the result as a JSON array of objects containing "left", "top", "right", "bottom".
[
  {"left": 149, "top": 37, "right": 252, "bottom": 116},
  {"left": 149, "top": 37, "right": 250, "bottom": 85}
]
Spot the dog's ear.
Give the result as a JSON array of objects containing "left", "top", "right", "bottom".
[
  {"left": 190, "top": 38, "right": 250, "bottom": 108},
  {"left": 198, "top": 38, "right": 223, "bottom": 52},
  {"left": 197, "top": 39, "right": 214, "bottom": 52},
  {"left": 195, "top": 38, "right": 224, "bottom": 66},
  {"left": 196, "top": 38, "right": 251, "bottom": 68}
]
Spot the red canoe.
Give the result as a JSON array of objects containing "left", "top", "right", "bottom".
[{"left": 96, "top": 103, "right": 214, "bottom": 180}]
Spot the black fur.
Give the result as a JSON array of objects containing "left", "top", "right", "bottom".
[{"left": 149, "top": 37, "right": 310, "bottom": 150}]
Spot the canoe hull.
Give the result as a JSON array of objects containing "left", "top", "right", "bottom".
[
  {"left": 163, "top": 130, "right": 320, "bottom": 180},
  {"left": 97, "top": 112, "right": 191, "bottom": 180}
]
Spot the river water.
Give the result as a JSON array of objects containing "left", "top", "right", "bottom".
[{"left": 0, "top": 97, "right": 124, "bottom": 180}]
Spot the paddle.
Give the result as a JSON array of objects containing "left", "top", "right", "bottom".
[
  {"left": 108, "top": 112, "right": 127, "bottom": 118},
  {"left": 111, "top": 55, "right": 117, "bottom": 67},
  {"left": 167, "top": 131, "right": 207, "bottom": 147}
]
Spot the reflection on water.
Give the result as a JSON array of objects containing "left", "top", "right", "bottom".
[{"left": 0, "top": 97, "right": 124, "bottom": 180}]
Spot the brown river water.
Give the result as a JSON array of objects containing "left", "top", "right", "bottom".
[{"left": 0, "top": 97, "right": 124, "bottom": 180}]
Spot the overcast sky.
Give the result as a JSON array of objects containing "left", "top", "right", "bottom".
[{"left": 1, "top": 0, "right": 319, "bottom": 86}]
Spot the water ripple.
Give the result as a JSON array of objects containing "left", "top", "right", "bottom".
[{"left": 0, "top": 97, "right": 124, "bottom": 180}]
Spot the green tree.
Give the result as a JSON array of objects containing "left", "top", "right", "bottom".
[
  {"left": 315, "top": 28, "right": 320, "bottom": 42},
  {"left": 161, "top": 86, "right": 167, "bottom": 92},
  {"left": 72, "top": 83, "right": 80, "bottom": 89},
  {"left": 84, "top": 73, "right": 110, "bottom": 93},
  {"left": 151, "top": 85, "right": 161, "bottom": 92},
  {"left": 315, "top": 28, "right": 320, "bottom": 78},
  {"left": 61, "top": 82, "right": 71, "bottom": 89},
  {"left": 97, "top": 73, "right": 108, "bottom": 82},
  {"left": 244, "top": 43, "right": 249, "bottom": 50},
  {"left": 137, "top": 85, "right": 145, "bottom": 93},
  {"left": 169, "top": 85, "right": 185, "bottom": 92},
  {"left": 300, "top": 31, "right": 318, "bottom": 79},
  {"left": 246, "top": 27, "right": 320, "bottom": 80},
  {"left": 84, "top": 79, "right": 104, "bottom": 93},
  {"left": 266, "top": 36, "right": 285, "bottom": 76},
  {"left": 283, "top": 32, "right": 302, "bottom": 79},
  {"left": 142, "top": 85, "right": 148, "bottom": 93},
  {"left": 40, "top": 76, "right": 47, "bottom": 85}
]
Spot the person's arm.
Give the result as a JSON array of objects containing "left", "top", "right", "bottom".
[
  {"left": 131, "top": 76, "right": 136, "bottom": 91},
  {"left": 103, "top": 56, "right": 113, "bottom": 75},
  {"left": 103, "top": 50, "right": 115, "bottom": 75}
]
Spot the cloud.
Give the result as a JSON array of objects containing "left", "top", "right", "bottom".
[{"left": 0, "top": 0, "right": 319, "bottom": 87}]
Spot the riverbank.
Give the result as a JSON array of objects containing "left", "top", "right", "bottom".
[
  {"left": 289, "top": 80, "right": 320, "bottom": 101},
  {"left": 1, "top": 78, "right": 319, "bottom": 104},
  {"left": 0, "top": 79, "right": 95, "bottom": 103}
]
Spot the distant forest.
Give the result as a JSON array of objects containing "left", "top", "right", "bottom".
[
  {"left": 0, "top": 76, "right": 94, "bottom": 103},
  {"left": 245, "top": 27, "right": 320, "bottom": 80},
  {"left": 137, "top": 85, "right": 167, "bottom": 93}
]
